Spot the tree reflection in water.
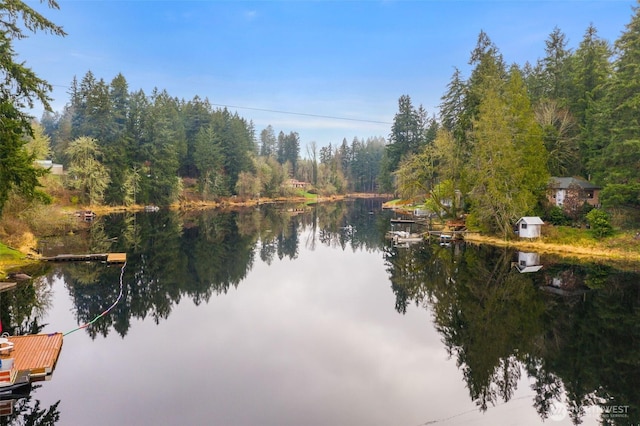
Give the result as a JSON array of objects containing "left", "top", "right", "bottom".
[
  {"left": 385, "top": 240, "right": 640, "bottom": 424},
  {"left": 0, "top": 386, "right": 60, "bottom": 426},
  {"left": 25, "top": 199, "right": 640, "bottom": 424},
  {"left": 40, "top": 199, "right": 389, "bottom": 341}
]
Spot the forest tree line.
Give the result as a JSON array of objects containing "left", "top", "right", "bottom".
[
  {"left": 381, "top": 6, "right": 640, "bottom": 234},
  {"left": 3, "top": 0, "right": 640, "bottom": 237},
  {"left": 35, "top": 72, "right": 385, "bottom": 206}
]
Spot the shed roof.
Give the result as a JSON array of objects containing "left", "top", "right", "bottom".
[{"left": 516, "top": 216, "right": 544, "bottom": 225}]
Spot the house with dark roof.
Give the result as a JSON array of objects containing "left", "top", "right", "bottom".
[{"left": 548, "top": 177, "right": 601, "bottom": 208}]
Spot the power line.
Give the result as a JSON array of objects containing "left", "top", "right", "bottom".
[
  {"left": 208, "top": 103, "right": 393, "bottom": 125},
  {"left": 48, "top": 82, "right": 392, "bottom": 125}
]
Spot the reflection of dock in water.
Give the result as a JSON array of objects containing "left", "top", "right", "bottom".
[{"left": 41, "top": 253, "right": 126, "bottom": 264}]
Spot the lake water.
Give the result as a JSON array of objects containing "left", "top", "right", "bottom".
[{"left": 2, "top": 199, "right": 638, "bottom": 425}]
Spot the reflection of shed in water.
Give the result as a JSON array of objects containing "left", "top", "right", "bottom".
[{"left": 514, "top": 251, "right": 543, "bottom": 273}]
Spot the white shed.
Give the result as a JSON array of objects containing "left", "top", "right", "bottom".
[{"left": 515, "top": 216, "right": 544, "bottom": 238}]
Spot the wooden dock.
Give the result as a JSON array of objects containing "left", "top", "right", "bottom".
[
  {"left": 6, "top": 333, "right": 63, "bottom": 378},
  {"left": 41, "top": 253, "right": 126, "bottom": 264},
  {"left": 427, "top": 230, "right": 468, "bottom": 240},
  {"left": 390, "top": 218, "right": 416, "bottom": 224}
]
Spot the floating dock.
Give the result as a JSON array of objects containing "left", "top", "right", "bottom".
[
  {"left": 390, "top": 218, "right": 416, "bottom": 224},
  {"left": 6, "top": 333, "right": 63, "bottom": 378},
  {"left": 41, "top": 253, "right": 126, "bottom": 264}
]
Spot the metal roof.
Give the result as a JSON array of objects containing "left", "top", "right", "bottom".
[
  {"left": 549, "top": 177, "right": 601, "bottom": 190},
  {"left": 516, "top": 216, "right": 544, "bottom": 225}
]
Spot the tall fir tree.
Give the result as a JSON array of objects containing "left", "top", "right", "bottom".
[
  {"left": 568, "top": 24, "right": 612, "bottom": 177},
  {"left": 181, "top": 96, "right": 213, "bottom": 177},
  {"left": 598, "top": 4, "right": 640, "bottom": 188},
  {"left": 542, "top": 27, "right": 573, "bottom": 105},
  {"left": 380, "top": 94, "right": 432, "bottom": 192}
]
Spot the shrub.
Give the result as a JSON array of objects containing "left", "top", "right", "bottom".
[
  {"left": 545, "top": 206, "right": 570, "bottom": 226},
  {"left": 586, "top": 209, "right": 613, "bottom": 238}
]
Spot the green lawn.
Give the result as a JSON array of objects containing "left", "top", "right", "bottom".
[{"left": 0, "top": 243, "right": 23, "bottom": 261}]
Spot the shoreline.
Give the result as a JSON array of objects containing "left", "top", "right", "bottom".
[
  {"left": 2, "top": 194, "right": 639, "bottom": 276},
  {"left": 0, "top": 193, "right": 392, "bottom": 276},
  {"left": 87, "top": 192, "right": 392, "bottom": 214},
  {"left": 464, "top": 233, "right": 640, "bottom": 263}
]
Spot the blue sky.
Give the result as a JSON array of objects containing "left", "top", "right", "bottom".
[{"left": 20, "top": 0, "right": 637, "bottom": 148}]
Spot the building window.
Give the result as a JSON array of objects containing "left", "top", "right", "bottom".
[{"left": 521, "top": 223, "right": 528, "bottom": 229}]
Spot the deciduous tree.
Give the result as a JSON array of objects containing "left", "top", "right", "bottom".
[
  {"left": 65, "top": 136, "right": 110, "bottom": 205},
  {"left": 466, "top": 68, "right": 548, "bottom": 237}
]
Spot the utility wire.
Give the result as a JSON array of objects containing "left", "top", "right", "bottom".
[
  {"left": 208, "top": 103, "right": 393, "bottom": 125},
  {"left": 47, "top": 82, "right": 392, "bottom": 126}
]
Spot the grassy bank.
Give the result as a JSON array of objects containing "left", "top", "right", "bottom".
[
  {"left": 465, "top": 227, "right": 640, "bottom": 262},
  {"left": 0, "top": 243, "right": 34, "bottom": 277}
]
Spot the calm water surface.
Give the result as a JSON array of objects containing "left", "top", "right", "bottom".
[{"left": 2, "top": 200, "right": 638, "bottom": 425}]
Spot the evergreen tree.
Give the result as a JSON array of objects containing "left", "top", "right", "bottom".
[
  {"left": 109, "top": 73, "right": 129, "bottom": 140},
  {"left": 466, "top": 31, "right": 507, "bottom": 119},
  {"left": 522, "top": 60, "right": 547, "bottom": 105},
  {"left": 181, "top": 96, "right": 213, "bottom": 177},
  {"left": 0, "top": 0, "right": 65, "bottom": 217},
  {"left": 542, "top": 27, "right": 573, "bottom": 105},
  {"left": 569, "top": 24, "right": 612, "bottom": 170},
  {"left": 276, "top": 131, "right": 300, "bottom": 175},
  {"left": 338, "top": 138, "right": 351, "bottom": 177},
  {"left": 194, "top": 126, "right": 225, "bottom": 198},
  {"left": 141, "top": 89, "right": 184, "bottom": 205},
  {"left": 0, "top": 103, "right": 49, "bottom": 214},
  {"left": 103, "top": 73, "right": 132, "bottom": 204},
  {"left": 439, "top": 67, "right": 467, "bottom": 140},
  {"left": 595, "top": 6, "right": 640, "bottom": 190},
  {"left": 71, "top": 70, "right": 95, "bottom": 138},
  {"left": 259, "top": 125, "right": 277, "bottom": 158},
  {"left": 199, "top": 108, "right": 256, "bottom": 195},
  {"left": 570, "top": 25, "right": 612, "bottom": 153},
  {"left": 380, "top": 95, "right": 432, "bottom": 192}
]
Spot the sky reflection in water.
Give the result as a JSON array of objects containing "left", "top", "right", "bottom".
[{"left": 25, "top": 207, "right": 613, "bottom": 426}]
